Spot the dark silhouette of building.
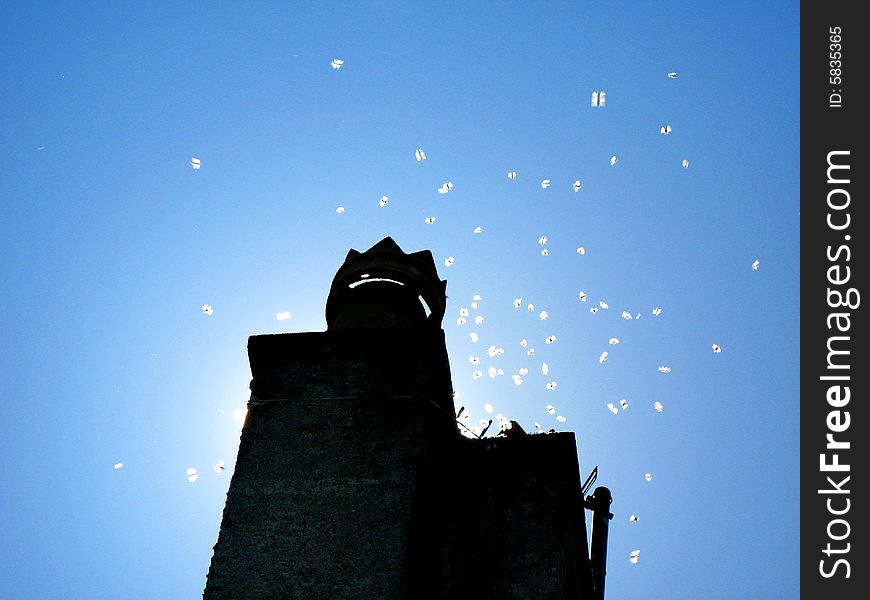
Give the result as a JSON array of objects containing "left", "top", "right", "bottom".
[{"left": 203, "top": 237, "right": 612, "bottom": 599}]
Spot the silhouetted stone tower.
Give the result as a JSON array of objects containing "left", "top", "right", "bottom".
[{"left": 204, "top": 237, "right": 611, "bottom": 599}]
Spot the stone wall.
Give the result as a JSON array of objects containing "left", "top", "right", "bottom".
[{"left": 204, "top": 328, "right": 595, "bottom": 599}]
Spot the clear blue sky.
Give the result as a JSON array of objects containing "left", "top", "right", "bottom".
[{"left": 1, "top": 2, "right": 799, "bottom": 598}]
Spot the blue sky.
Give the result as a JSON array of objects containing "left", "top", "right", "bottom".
[{"left": 1, "top": 2, "right": 799, "bottom": 598}]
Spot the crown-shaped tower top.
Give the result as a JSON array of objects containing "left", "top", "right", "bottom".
[{"left": 324, "top": 237, "right": 448, "bottom": 330}]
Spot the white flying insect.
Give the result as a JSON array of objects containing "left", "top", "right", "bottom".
[
  {"left": 621, "top": 311, "right": 633, "bottom": 320},
  {"left": 667, "top": 71, "right": 678, "bottom": 79},
  {"left": 425, "top": 216, "right": 436, "bottom": 224},
  {"left": 507, "top": 170, "right": 517, "bottom": 180},
  {"left": 591, "top": 90, "right": 606, "bottom": 107},
  {"left": 201, "top": 304, "right": 214, "bottom": 316},
  {"left": 485, "top": 346, "right": 504, "bottom": 357},
  {"left": 538, "top": 235, "right": 548, "bottom": 245},
  {"left": 712, "top": 343, "right": 722, "bottom": 353},
  {"left": 437, "top": 182, "right": 453, "bottom": 194},
  {"left": 599, "top": 301, "right": 609, "bottom": 310},
  {"left": 186, "top": 468, "right": 199, "bottom": 483},
  {"left": 546, "top": 381, "right": 558, "bottom": 391},
  {"left": 336, "top": 206, "right": 345, "bottom": 214},
  {"left": 487, "top": 367, "right": 497, "bottom": 379},
  {"left": 620, "top": 399, "right": 629, "bottom": 410},
  {"left": 527, "top": 303, "right": 535, "bottom": 312},
  {"left": 415, "top": 148, "right": 426, "bottom": 161},
  {"left": 541, "top": 179, "right": 551, "bottom": 189},
  {"left": 545, "top": 335, "right": 557, "bottom": 344},
  {"left": 609, "top": 338, "right": 619, "bottom": 345},
  {"left": 578, "top": 291, "right": 588, "bottom": 302},
  {"left": 654, "top": 401, "right": 664, "bottom": 412},
  {"left": 444, "top": 257, "right": 455, "bottom": 267},
  {"left": 541, "top": 248, "right": 549, "bottom": 256},
  {"left": 459, "top": 308, "right": 469, "bottom": 317},
  {"left": 577, "top": 247, "right": 586, "bottom": 255},
  {"left": 629, "top": 514, "right": 639, "bottom": 522},
  {"left": 556, "top": 415, "right": 566, "bottom": 423},
  {"left": 330, "top": 58, "right": 344, "bottom": 70},
  {"left": 539, "top": 310, "right": 549, "bottom": 321},
  {"left": 644, "top": 473, "right": 653, "bottom": 482},
  {"left": 456, "top": 317, "right": 466, "bottom": 325},
  {"left": 518, "top": 367, "right": 529, "bottom": 376},
  {"left": 473, "top": 226, "right": 483, "bottom": 234},
  {"left": 469, "top": 356, "right": 481, "bottom": 365},
  {"left": 213, "top": 460, "right": 225, "bottom": 474},
  {"left": 113, "top": 463, "right": 124, "bottom": 470},
  {"left": 469, "top": 332, "right": 479, "bottom": 343},
  {"left": 542, "top": 362, "right": 549, "bottom": 376},
  {"left": 276, "top": 311, "right": 291, "bottom": 321},
  {"left": 573, "top": 180, "right": 582, "bottom": 192},
  {"left": 474, "top": 315, "right": 484, "bottom": 326},
  {"left": 682, "top": 159, "right": 690, "bottom": 169},
  {"left": 512, "top": 374, "right": 524, "bottom": 386},
  {"left": 546, "top": 404, "right": 556, "bottom": 415},
  {"left": 607, "top": 403, "right": 618, "bottom": 415},
  {"left": 472, "top": 370, "right": 482, "bottom": 380},
  {"left": 652, "top": 307, "right": 662, "bottom": 316},
  {"left": 660, "top": 125, "right": 673, "bottom": 135},
  {"left": 630, "top": 550, "right": 641, "bottom": 564},
  {"left": 513, "top": 298, "right": 523, "bottom": 309},
  {"left": 658, "top": 366, "right": 672, "bottom": 373},
  {"left": 610, "top": 155, "right": 618, "bottom": 166},
  {"left": 590, "top": 307, "right": 599, "bottom": 314},
  {"left": 190, "top": 157, "right": 202, "bottom": 170},
  {"left": 599, "top": 351, "right": 609, "bottom": 364},
  {"left": 752, "top": 259, "right": 760, "bottom": 271}
]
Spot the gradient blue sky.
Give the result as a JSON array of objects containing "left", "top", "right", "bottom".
[{"left": 1, "top": 2, "right": 799, "bottom": 598}]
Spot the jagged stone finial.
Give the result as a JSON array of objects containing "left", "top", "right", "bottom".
[{"left": 325, "top": 237, "right": 448, "bottom": 330}]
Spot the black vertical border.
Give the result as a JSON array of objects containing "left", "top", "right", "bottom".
[{"left": 801, "top": 3, "right": 866, "bottom": 597}]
